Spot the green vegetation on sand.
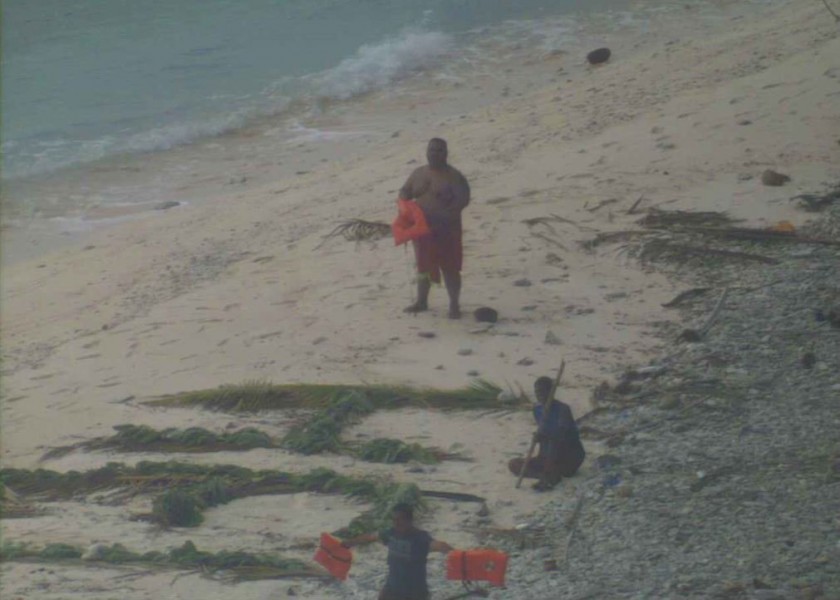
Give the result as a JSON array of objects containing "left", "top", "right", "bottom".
[
  {"left": 0, "top": 540, "right": 320, "bottom": 581},
  {"left": 146, "top": 379, "right": 512, "bottom": 412}
]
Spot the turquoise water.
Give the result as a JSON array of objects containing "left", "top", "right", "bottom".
[{"left": 2, "top": 0, "right": 625, "bottom": 180}]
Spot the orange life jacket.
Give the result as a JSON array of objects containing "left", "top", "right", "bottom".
[
  {"left": 446, "top": 549, "right": 508, "bottom": 587},
  {"left": 392, "top": 198, "right": 431, "bottom": 246},
  {"left": 313, "top": 532, "right": 352, "bottom": 581}
]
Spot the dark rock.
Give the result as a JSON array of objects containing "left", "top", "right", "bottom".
[
  {"left": 513, "top": 278, "right": 532, "bottom": 287},
  {"left": 418, "top": 331, "right": 436, "bottom": 339},
  {"left": 587, "top": 47, "right": 612, "bottom": 65},
  {"left": 154, "top": 201, "right": 181, "bottom": 211},
  {"left": 517, "top": 358, "right": 535, "bottom": 366},
  {"left": 760, "top": 169, "right": 790, "bottom": 186},
  {"left": 474, "top": 307, "right": 499, "bottom": 323},
  {"left": 544, "top": 331, "right": 562, "bottom": 346}
]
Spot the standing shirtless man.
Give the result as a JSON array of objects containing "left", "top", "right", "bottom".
[{"left": 399, "top": 138, "right": 470, "bottom": 319}]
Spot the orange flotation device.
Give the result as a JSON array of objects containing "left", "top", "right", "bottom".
[
  {"left": 446, "top": 549, "right": 509, "bottom": 587},
  {"left": 313, "top": 533, "right": 352, "bottom": 581},
  {"left": 392, "top": 198, "right": 430, "bottom": 246}
]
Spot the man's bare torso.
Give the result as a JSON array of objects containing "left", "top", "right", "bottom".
[{"left": 400, "top": 165, "right": 470, "bottom": 230}]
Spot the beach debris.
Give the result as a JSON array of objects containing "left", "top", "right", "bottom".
[
  {"left": 586, "top": 198, "right": 619, "bottom": 213},
  {"left": 315, "top": 219, "right": 391, "bottom": 249},
  {"left": 587, "top": 47, "right": 611, "bottom": 65},
  {"left": 544, "top": 331, "right": 562, "bottom": 346},
  {"left": 638, "top": 240, "right": 780, "bottom": 266},
  {"left": 474, "top": 307, "right": 499, "bottom": 323},
  {"left": 678, "top": 288, "right": 729, "bottom": 343},
  {"left": 662, "top": 287, "right": 711, "bottom": 308},
  {"left": 791, "top": 183, "right": 840, "bottom": 212},
  {"left": 638, "top": 208, "right": 736, "bottom": 230},
  {"left": 513, "top": 278, "right": 532, "bottom": 287},
  {"left": 761, "top": 169, "right": 790, "bottom": 186},
  {"left": 627, "top": 195, "right": 646, "bottom": 214}
]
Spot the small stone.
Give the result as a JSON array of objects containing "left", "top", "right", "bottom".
[
  {"left": 513, "top": 278, "right": 532, "bottom": 287},
  {"left": 587, "top": 47, "right": 611, "bottom": 65},
  {"left": 418, "top": 331, "right": 436, "bottom": 339},
  {"left": 801, "top": 352, "right": 816, "bottom": 369},
  {"left": 517, "top": 357, "right": 535, "bottom": 366},
  {"left": 467, "top": 370, "right": 480, "bottom": 377},
  {"left": 312, "top": 337, "right": 327, "bottom": 345},
  {"left": 477, "top": 503, "right": 490, "bottom": 517},
  {"left": 435, "top": 365, "right": 445, "bottom": 370},
  {"left": 738, "top": 119, "right": 752, "bottom": 125},
  {"left": 761, "top": 169, "right": 790, "bottom": 186},
  {"left": 458, "top": 348, "right": 473, "bottom": 356},
  {"left": 737, "top": 173, "right": 753, "bottom": 181},
  {"left": 154, "top": 201, "right": 180, "bottom": 211},
  {"left": 474, "top": 307, "right": 499, "bottom": 323}
]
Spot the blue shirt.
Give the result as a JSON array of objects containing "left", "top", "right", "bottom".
[
  {"left": 533, "top": 400, "right": 580, "bottom": 442},
  {"left": 380, "top": 527, "right": 432, "bottom": 599}
]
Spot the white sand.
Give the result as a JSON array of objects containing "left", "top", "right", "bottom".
[{"left": 2, "top": 1, "right": 838, "bottom": 597}]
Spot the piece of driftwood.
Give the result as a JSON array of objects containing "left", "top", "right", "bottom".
[
  {"left": 662, "top": 287, "right": 711, "bottom": 308},
  {"left": 679, "top": 287, "right": 730, "bottom": 342},
  {"left": 627, "top": 195, "right": 645, "bottom": 215},
  {"left": 638, "top": 209, "right": 735, "bottom": 230},
  {"left": 421, "top": 490, "right": 486, "bottom": 503},
  {"left": 688, "top": 227, "right": 840, "bottom": 247},
  {"left": 561, "top": 494, "right": 586, "bottom": 566},
  {"left": 820, "top": 0, "right": 840, "bottom": 22},
  {"left": 586, "top": 198, "right": 619, "bottom": 213},
  {"left": 580, "top": 230, "right": 655, "bottom": 250},
  {"left": 639, "top": 240, "right": 781, "bottom": 265}
]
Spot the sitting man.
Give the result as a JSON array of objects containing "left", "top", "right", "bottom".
[
  {"left": 341, "top": 503, "right": 454, "bottom": 600},
  {"left": 508, "top": 376, "right": 585, "bottom": 491}
]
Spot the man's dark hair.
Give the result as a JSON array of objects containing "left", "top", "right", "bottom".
[
  {"left": 392, "top": 503, "right": 414, "bottom": 521},
  {"left": 428, "top": 137, "right": 447, "bottom": 148},
  {"left": 534, "top": 376, "right": 554, "bottom": 398}
]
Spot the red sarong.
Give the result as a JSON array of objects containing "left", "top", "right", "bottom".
[{"left": 413, "top": 226, "right": 462, "bottom": 283}]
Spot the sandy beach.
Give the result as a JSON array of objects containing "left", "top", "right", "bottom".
[{"left": 2, "top": 0, "right": 839, "bottom": 598}]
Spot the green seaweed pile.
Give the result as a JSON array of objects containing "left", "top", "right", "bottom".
[
  {"left": 0, "top": 540, "right": 318, "bottom": 580},
  {"left": 281, "top": 391, "right": 375, "bottom": 455},
  {"left": 148, "top": 379, "right": 509, "bottom": 412},
  {"left": 1, "top": 462, "right": 423, "bottom": 534},
  {"left": 43, "top": 425, "right": 274, "bottom": 460},
  {"left": 357, "top": 438, "right": 446, "bottom": 464},
  {"left": 106, "top": 424, "right": 274, "bottom": 451}
]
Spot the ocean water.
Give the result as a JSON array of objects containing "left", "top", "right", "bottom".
[{"left": 1, "top": 0, "right": 627, "bottom": 181}]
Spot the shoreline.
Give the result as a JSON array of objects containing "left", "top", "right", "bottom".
[{"left": 1, "top": 0, "right": 839, "bottom": 598}]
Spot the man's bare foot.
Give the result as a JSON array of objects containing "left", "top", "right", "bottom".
[
  {"left": 404, "top": 302, "right": 428, "bottom": 314},
  {"left": 448, "top": 307, "right": 462, "bottom": 319}
]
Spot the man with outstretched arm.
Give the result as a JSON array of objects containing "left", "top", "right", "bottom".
[
  {"left": 399, "top": 138, "right": 470, "bottom": 319},
  {"left": 508, "top": 376, "right": 586, "bottom": 491},
  {"left": 342, "top": 503, "right": 454, "bottom": 600}
]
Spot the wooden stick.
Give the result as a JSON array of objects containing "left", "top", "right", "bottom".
[
  {"left": 821, "top": 0, "right": 840, "bottom": 22},
  {"left": 699, "top": 287, "right": 730, "bottom": 337},
  {"left": 516, "top": 361, "right": 566, "bottom": 489},
  {"left": 627, "top": 195, "right": 645, "bottom": 215}
]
